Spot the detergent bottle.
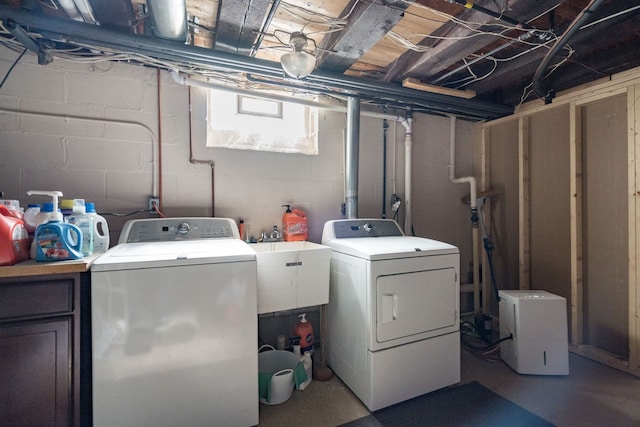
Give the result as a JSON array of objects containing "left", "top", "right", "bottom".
[
  {"left": 27, "top": 190, "right": 63, "bottom": 223},
  {"left": 86, "top": 202, "right": 110, "bottom": 253},
  {"left": 0, "top": 199, "right": 24, "bottom": 220},
  {"left": 282, "top": 205, "right": 308, "bottom": 241},
  {"left": 30, "top": 202, "right": 54, "bottom": 259},
  {"left": 35, "top": 219, "right": 84, "bottom": 262},
  {"left": 298, "top": 351, "right": 313, "bottom": 391},
  {"left": 67, "top": 199, "right": 93, "bottom": 256},
  {"left": 0, "top": 204, "right": 30, "bottom": 266},
  {"left": 23, "top": 204, "right": 40, "bottom": 234},
  {"left": 60, "top": 199, "right": 75, "bottom": 221},
  {"left": 27, "top": 190, "right": 83, "bottom": 262},
  {"left": 293, "top": 313, "right": 314, "bottom": 355}
]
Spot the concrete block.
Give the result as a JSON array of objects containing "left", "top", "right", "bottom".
[{"left": 66, "top": 137, "right": 150, "bottom": 171}]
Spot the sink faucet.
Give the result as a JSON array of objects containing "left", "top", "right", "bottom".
[
  {"left": 270, "top": 225, "right": 281, "bottom": 241},
  {"left": 260, "top": 226, "right": 282, "bottom": 242}
]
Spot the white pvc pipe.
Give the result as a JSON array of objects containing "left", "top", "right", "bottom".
[
  {"left": 448, "top": 115, "right": 481, "bottom": 314},
  {"left": 399, "top": 116, "right": 412, "bottom": 235}
]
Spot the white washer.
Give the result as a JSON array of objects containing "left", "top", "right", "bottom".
[
  {"left": 322, "top": 219, "right": 460, "bottom": 411},
  {"left": 90, "top": 217, "right": 258, "bottom": 427}
]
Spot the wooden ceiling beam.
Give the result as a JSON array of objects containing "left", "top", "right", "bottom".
[
  {"left": 316, "top": 0, "right": 409, "bottom": 73},
  {"left": 465, "top": 0, "right": 640, "bottom": 99},
  {"left": 384, "top": 0, "right": 563, "bottom": 83},
  {"left": 214, "top": 0, "right": 271, "bottom": 54}
]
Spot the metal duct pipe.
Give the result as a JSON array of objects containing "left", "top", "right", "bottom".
[
  {"left": 0, "top": 7, "right": 513, "bottom": 121},
  {"left": 345, "top": 96, "right": 360, "bottom": 219},
  {"left": 58, "top": 0, "right": 83, "bottom": 22},
  {"left": 72, "top": 0, "right": 97, "bottom": 25},
  {"left": 147, "top": 0, "right": 188, "bottom": 41}
]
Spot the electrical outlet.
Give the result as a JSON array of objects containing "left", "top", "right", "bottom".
[{"left": 148, "top": 198, "right": 160, "bottom": 213}]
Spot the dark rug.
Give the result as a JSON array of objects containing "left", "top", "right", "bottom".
[{"left": 338, "top": 381, "right": 556, "bottom": 427}]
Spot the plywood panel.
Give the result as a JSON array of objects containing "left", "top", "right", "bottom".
[
  {"left": 582, "top": 94, "right": 629, "bottom": 358},
  {"left": 529, "top": 107, "right": 571, "bottom": 302},
  {"left": 488, "top": 120, "right": 520, "bottom": 299}
]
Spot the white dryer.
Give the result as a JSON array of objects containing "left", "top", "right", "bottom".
[
  {"left": 322, "top": 219, "right": 460, "bottom": 411},
  {"left": 91, "top": 217, "right": 258, "bottom": 427}
]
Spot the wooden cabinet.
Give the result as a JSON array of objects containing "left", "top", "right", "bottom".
[{"left": 0, "top": 271, "right": 91, "bottom": 427}]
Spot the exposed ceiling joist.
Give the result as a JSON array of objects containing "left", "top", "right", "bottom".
[
  {"left": 0, "top": 6, "right": 513, "bottom": 120},
  {"left": 0, "top": 0, "right": 638, "bottom": 114},
  {"left": 215, "top": 0, "right": 271, "bottom": 54},
  {"left": 316, "top": 0, "right": 409, "bottom": 73}
]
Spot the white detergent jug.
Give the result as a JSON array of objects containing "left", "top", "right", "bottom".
[
  {"left": 66, "top": 199, "right": 93, "bottom": 257},
  {"left": 86, "top": 202, "right": 110, "bottom": 253}
]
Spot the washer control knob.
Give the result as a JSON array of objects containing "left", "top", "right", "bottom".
[
  {"left": 363, "top": 223, "right": 374, "bottom": 233},
  {"left": 177, "top": 222, "right": 190, "bottom": 234}
]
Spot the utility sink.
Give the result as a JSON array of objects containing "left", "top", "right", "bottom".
[{"left": 252, "top": 241, "right": 331, "bottom": 314}]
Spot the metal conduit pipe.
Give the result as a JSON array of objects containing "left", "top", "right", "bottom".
[
  {"left": 170, "top": 71, "right": 347, "bottom": 112},
  {"left": 448, "top": 115, "right": 480, "bottom": 314},
  {"left": 345, "top": 96, "right": 360, "bottom": 219},
  {"left": 0, "top": 107, "right": 159, "bottom": 200},
  {"left": 533, "top": 0, "right": 605, "bottom": 103},
  {"left": 250, "top": 0, "right": 281, "bottom": 57}
]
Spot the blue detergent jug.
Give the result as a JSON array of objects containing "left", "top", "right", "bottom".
[{"left": 35, "top": 219, "right": 84, "bottom": 262}]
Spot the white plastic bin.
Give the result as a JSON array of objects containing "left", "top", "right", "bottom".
[{"left": 258, "top": 345, "right": 302, "bottom": 405}]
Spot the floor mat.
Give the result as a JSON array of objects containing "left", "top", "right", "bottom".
[{"left": 338, "top": 381, "right": 556, "bottom": 427}]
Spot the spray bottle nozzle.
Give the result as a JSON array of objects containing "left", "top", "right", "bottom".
[{"left": 282, "top": 204, "right": 291, "bottom": 212}]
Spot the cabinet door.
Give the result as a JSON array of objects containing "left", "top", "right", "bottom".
[{"left": 0, "top": 319, "right": 71, "bottom": 427}]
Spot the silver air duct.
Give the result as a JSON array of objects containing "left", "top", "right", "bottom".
[{"left": 147, "top": 0, "right": 188, "bottom": 42}]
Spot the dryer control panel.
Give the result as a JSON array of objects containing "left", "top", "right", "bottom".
[
  {"left": 323, "top": 219, "right": 404, "bottom": 240},
  {"left": 118, "top": 217, "right": 239, "bottom": 243}
]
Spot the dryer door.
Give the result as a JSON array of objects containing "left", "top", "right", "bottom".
[{"left": 376, "top": 267, "right": 457, "bottom": 344}]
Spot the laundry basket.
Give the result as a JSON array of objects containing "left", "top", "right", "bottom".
[{"left": 258, "top": 345, "right": 304, "bottom": 405}]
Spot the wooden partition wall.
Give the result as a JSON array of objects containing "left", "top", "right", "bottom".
[{"left": 478, "top": 68, "right": 640, "bottom": 376}]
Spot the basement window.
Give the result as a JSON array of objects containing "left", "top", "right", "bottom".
[{"left": 206, "top": 89, "right": 318, "bottom": 155}]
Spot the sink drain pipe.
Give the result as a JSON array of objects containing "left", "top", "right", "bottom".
[
  {"left": 448, "top": 115, "right": 480, "bottom": 315},
  {"left": 398, "top": 111, "right": 413, "bottom": 235}
]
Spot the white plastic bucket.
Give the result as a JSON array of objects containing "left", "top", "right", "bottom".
[{"left": 258, "top": 345, "right": 300, "bottom": 405}]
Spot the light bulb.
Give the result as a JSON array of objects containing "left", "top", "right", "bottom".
[{"left": 281, "top": 51, "right": 316, "bottom": 79}]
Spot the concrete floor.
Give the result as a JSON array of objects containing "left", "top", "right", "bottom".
[{"left": 258, "top": 348, "right": 640, "bottom": 427}]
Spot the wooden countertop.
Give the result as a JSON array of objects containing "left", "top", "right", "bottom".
[{"left": 0, "top": 254, "right": 101, "bottom": 278}]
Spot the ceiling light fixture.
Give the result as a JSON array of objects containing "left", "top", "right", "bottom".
[{"left": 280, "top": 32, "right": 316, "bottom": 79}]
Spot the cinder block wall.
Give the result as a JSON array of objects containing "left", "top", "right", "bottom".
[{"left": 0, "top": 45, "right": 475, "bottom": 270}]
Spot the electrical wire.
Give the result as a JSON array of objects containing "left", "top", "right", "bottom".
[
  {"left": 100, "top": 202, "right": 165, "bottom": 218},
  {"left": 460, "top": 319, "right": 512, "bottom": 363},
  {"left": 101, "top": 208, "right": 155, "bottom": 217},
  {"left": 0, "top": 47, "right": 26, "bottom": 89}
]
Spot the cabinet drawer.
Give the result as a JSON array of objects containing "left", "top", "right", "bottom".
[{"left": 0, "top": 278, "right": 73, "bottom": 320}]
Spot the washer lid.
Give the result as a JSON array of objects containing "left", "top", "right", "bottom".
[
  {"left": 323, "top": 236, "right": 458, "bottom": 260},
  {"left": 91, "top": 238, "right": 256, "bottom": 271}
]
